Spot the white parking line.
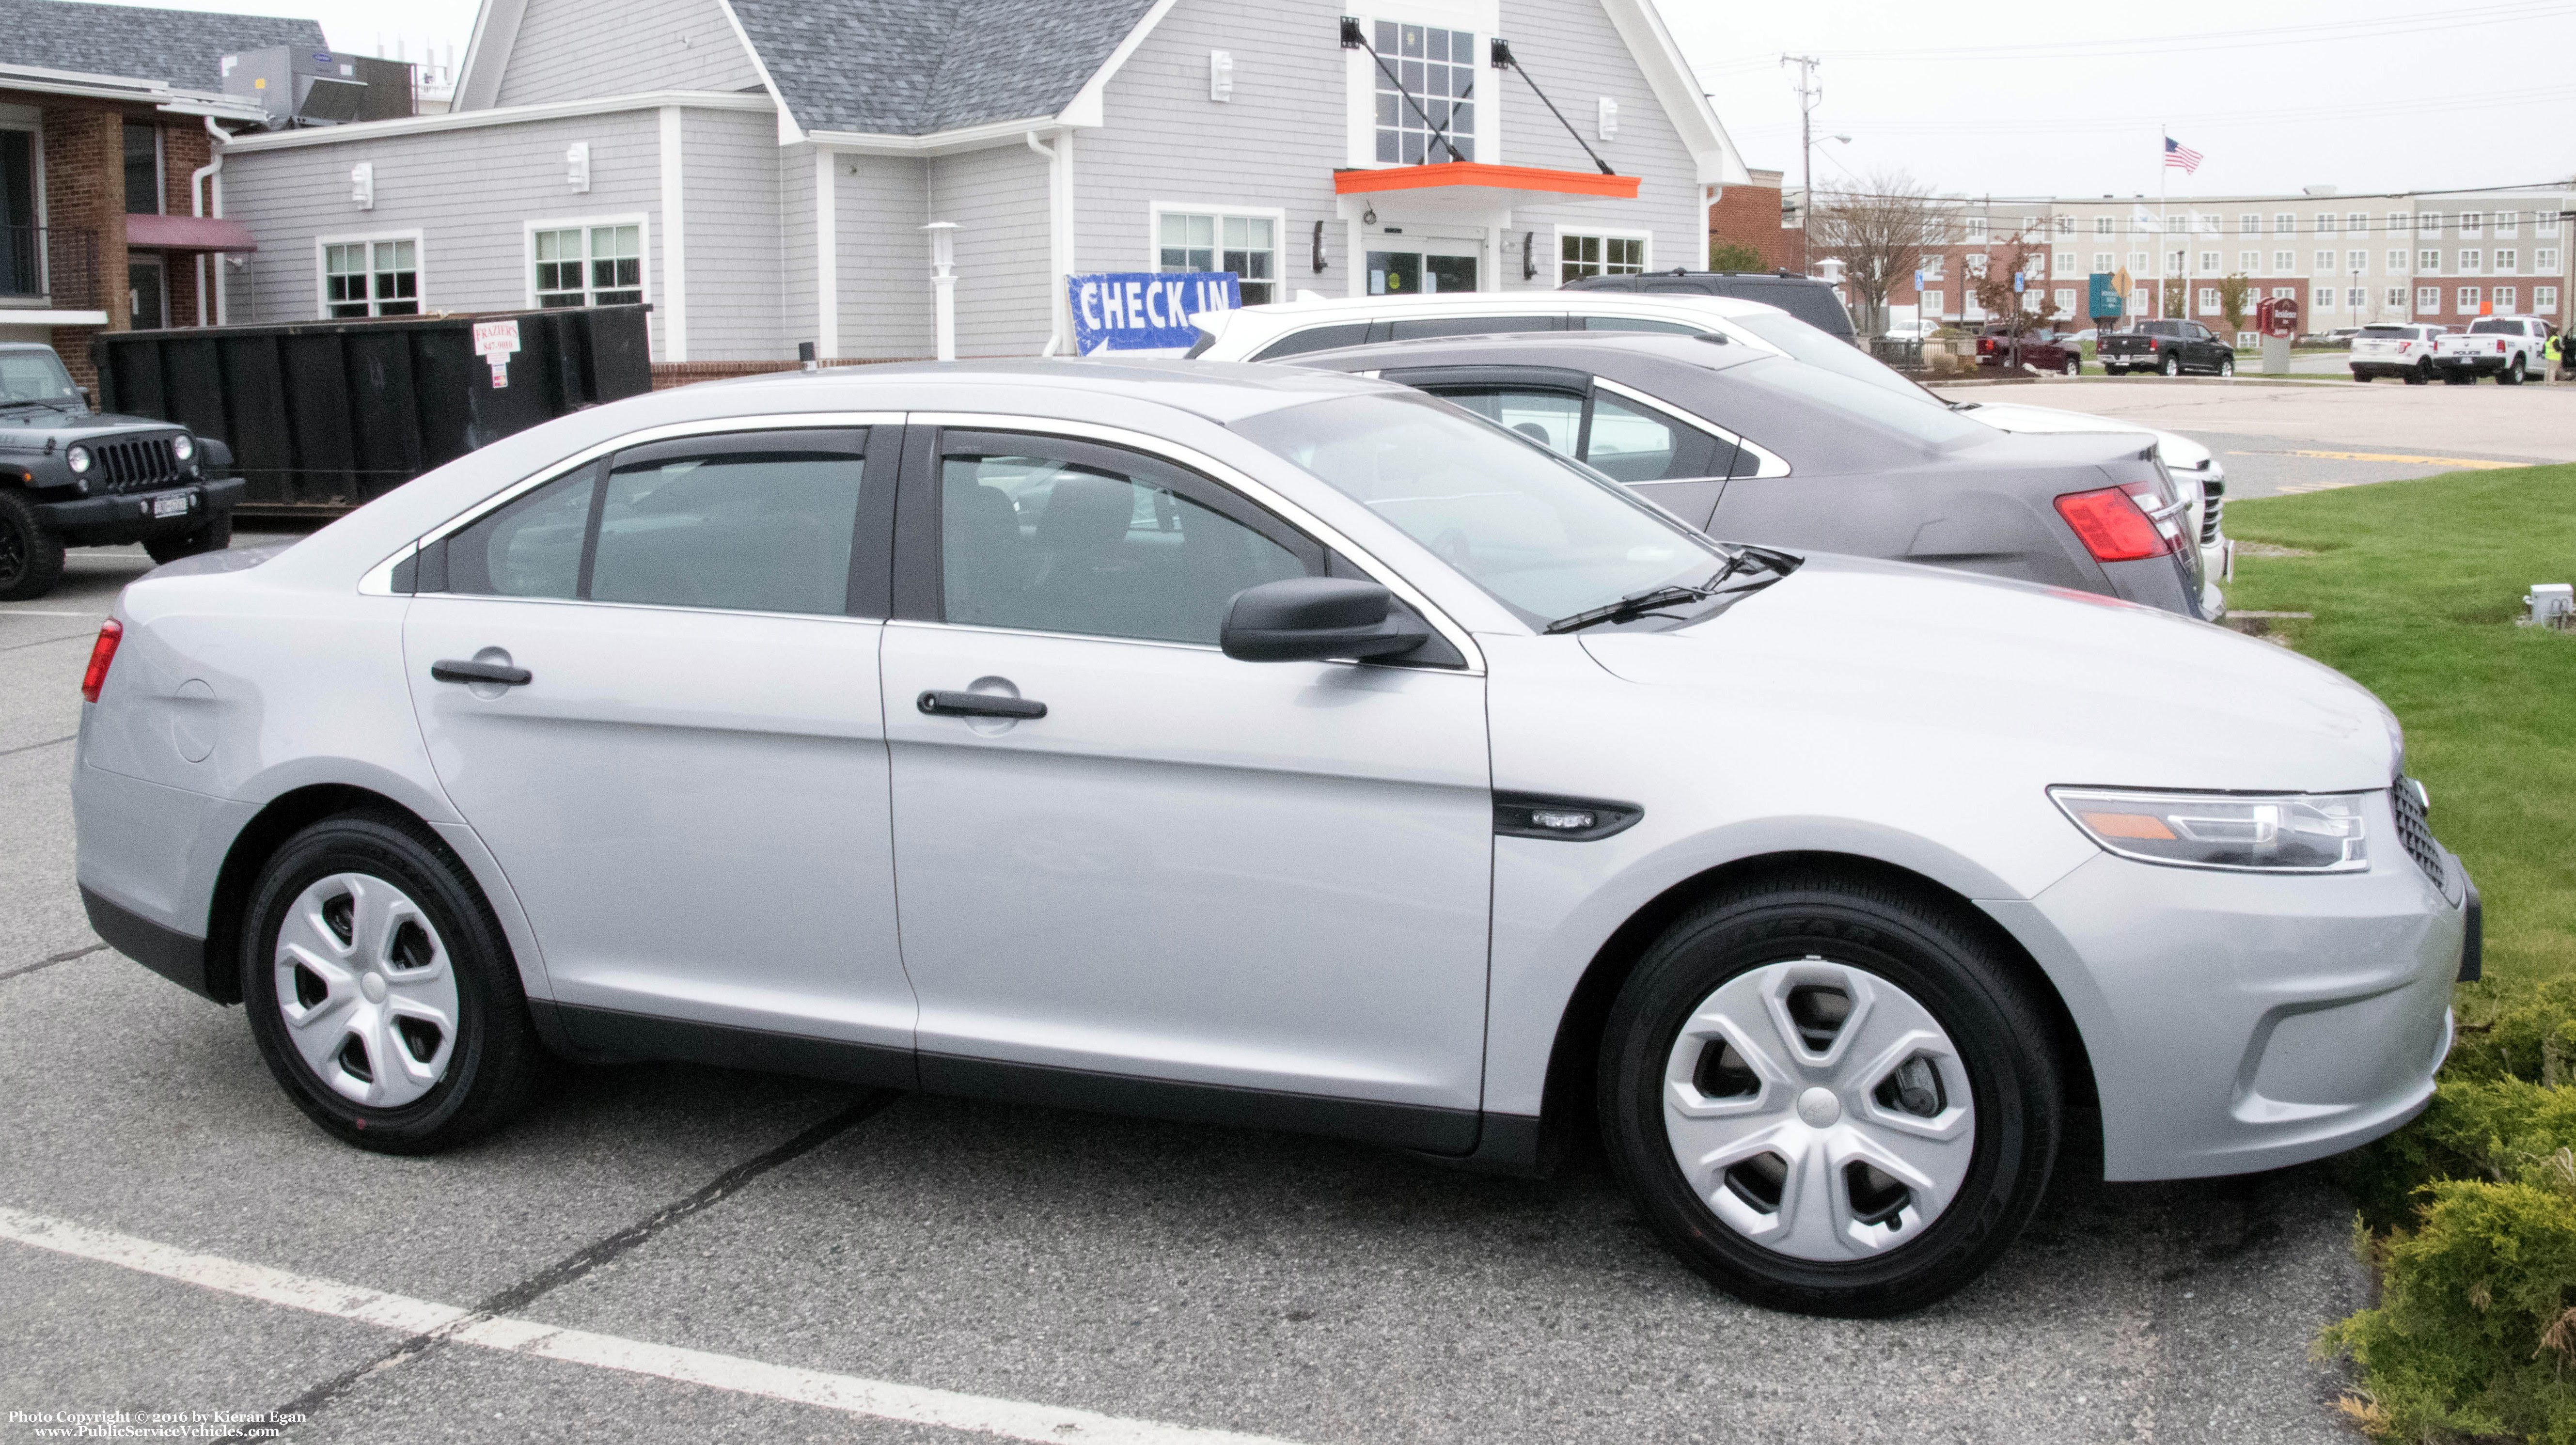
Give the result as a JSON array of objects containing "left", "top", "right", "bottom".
[{"left": 0, "top": 1206, "right": 1306, "bottom": 1445}]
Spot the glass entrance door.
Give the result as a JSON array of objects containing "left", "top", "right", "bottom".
[
  {"left": 127, "top": 254, "right": 165, "bottom": 330},
  {"left": 1366, "top": 250, "right": 1478, "bottom": 296}
]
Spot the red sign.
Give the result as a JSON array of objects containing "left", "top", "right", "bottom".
[{"left": 2257, "top": 296, "right": 2301, "bottom": 339}]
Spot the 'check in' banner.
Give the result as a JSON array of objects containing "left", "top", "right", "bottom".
[{"left": 1069, "top": 272, "right": 1240, "bottom": 353}]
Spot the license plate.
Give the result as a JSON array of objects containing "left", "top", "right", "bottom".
[{"left": 151, "top": 494, "right": 189, "bottom": 518}]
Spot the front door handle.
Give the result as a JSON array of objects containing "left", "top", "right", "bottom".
[
  {"left": 918, "top": 690, "right": 1046, "bottom": 720},
  {"left": 431, "top": 658, "right": 533, "bottom": 687}
]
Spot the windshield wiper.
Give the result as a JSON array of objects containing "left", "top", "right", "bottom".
[
  {"left": 0, "top": 397, "right": 77, "bottom": 412},
  {"left": 1541, "top": 546, "right": 1801, "bottom": 634}
]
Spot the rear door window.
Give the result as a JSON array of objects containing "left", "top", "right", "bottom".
[
  {"left": 1249, "top": 322, "right": 1372, "bottom": 360},
  {"left": 1429, "top": 385, "right": 1731, "bottom": 484}
]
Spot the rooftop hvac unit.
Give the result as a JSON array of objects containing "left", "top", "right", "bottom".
[{"left": 220, "top": 47, "right": 415, "bottom": 128}]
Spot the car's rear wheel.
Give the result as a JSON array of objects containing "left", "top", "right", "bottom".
[
  {"left": 144, "top": 512, "right": 232, "bottom": 565},
  {"left": 0, "top": 488, "right": 67, "bottom": 602},
  {"left": 2503, "top": 356, "right": 2526, "bottom": 386},
  {"left": 241, "top": 813, "right": 545, "bottom": 1154},
  {"left": 1598, "top": 873, "right": 2063, "bottom": 1317},
  {"left": 2160, "top": 354, "right": 2181, "bottom": 377}
]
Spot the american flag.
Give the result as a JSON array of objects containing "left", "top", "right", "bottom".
[{"left": 2164, "top": 136, "right": 2203, "bottom": 173}]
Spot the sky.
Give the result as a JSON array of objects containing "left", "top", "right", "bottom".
[{"left": 110, "top": 0, "right": 2576, "bottom": 201}]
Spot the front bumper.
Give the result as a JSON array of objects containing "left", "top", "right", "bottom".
[
  {"left": 34, "top": 475, "right": 245, "bottom": 531},
  {"left": 1987, "top": 812, "right": 2467, "bottom": 1181}
]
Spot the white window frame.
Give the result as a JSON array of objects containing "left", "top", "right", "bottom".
[
  {"left": 2346, "top": 213, "right": 2368, "bottom": 235},
  {"left": 2384, "top": 286, "right": 2406, "bottom": 309},
  {"left": 2461, "top": 213, "right": 2483, "bottom": 238},
  {"left": 1554, "top": 224, "right": 1652, "bottom": 284},
  {"left": 2388, "top": 250, "right": 2407, "bottom": 273},
  {"left": 2092, "top": 251, "right": 2113, "bottom": 273},
  {"left": 1148, "top": 202, "right": 1288, "bottom": 304},
  {"left": 1918, "top": 288, "right": 1943, "bottom": 316},
  {"left": 2458, "top": 285, "right": 2481, "bottom": 312},
  {"left": 2274, "top": 251, "right": 2295, "bottom": 273},
  {"left": 2539, "top": 212, "right": 2560, "bottom": 238},
  {"left": 2238, "top": 213, "right": 2260, "bottom": 234},
  {"left": 2053, "top": 286, "right": 2076, "bottom": 313},
  {"left": 522, "top": 213, "right": 651, "bottom": 310},
  {"left": 2314, "top": 213, "right": 2337, "bottom": 236},
  {"left": 2093, "top": 216, "right": 2113, "bottom": 236},
  {"left": 2497, "top": 211, "right": 2519, "bottom": 237},
  {"left": 2196, "top": 287, "right": 2218, "bottom": 315},
  {"left": 2537, "top": 284, "right": 2559, "bottom": 315},
  {"left": 2419, "top": 249, "right": 2441, "bottom": 273},
  {"left": 2493, "top": 248, "right": 2517, "bottom": 275},
  {"left": 2415, "top": 286, "right": 2438, "bottom": 313},
  {"left": 2274, "top": 213, "right": 2295, "bottom": 234},
  {"left": 2538, "top": 247, "right": 2561, "bottom": 273},
  {"left": 2459, "top": 249, "right": 2482, "bottom": 275},
  {"left": 2198, "top": 251, "right": 2218, "bottom": 272},
  {"left": 1344, "top": 5, "right": 1501, "bottom": 170},
  {"left": 2238, "top": 250, "right": 2259, "bottom": 273},
  {"left": 2493, "top": 285, "right": 2516, "bottom": 313},
  {"left": 2313, "top": 250, "right": 2336, "bottom": 272},
  {"left": 2312, "top": 285, "right": 2334, "bottom": 311},
  {"left": 314, "top": 228, "right": 424, "bottom": 320}
]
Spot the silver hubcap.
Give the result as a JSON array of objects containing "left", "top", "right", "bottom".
[
  {"left": 273, "top": 873, "right": 459, "bottom": 1108},
  {"left": 1662, "top": 957, "right": 1976, "bottom": 1261}
]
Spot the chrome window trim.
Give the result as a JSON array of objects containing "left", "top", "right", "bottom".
[
  {"left": 1591, "top": 376, "right": 1791, "bottom": 479},
  {"left": 907, "top": 410, "right": 1485, "bottom": 674},
  {"left": 357, "top": 411, "right": 905, "bottom": 598}
]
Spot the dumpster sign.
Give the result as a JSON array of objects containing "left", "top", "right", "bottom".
[
  {"left": 472, "top": 319, "right": 522, "bottom": 387},
  {"left": 1068, "top": 271, "right": 1240, "bottom": 353}
]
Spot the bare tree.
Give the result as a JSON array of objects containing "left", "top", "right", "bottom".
[
  {"left": 1969, "top": 234, "right": 2061, "bottom": 337},
  {"left": 1808, "top": 170, "right": 1950, "bottom": 337}
]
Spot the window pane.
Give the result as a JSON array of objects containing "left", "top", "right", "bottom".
[
  {"left": 1580, "top": 315, "right": 1703, "bottom": 334},
  {"left": 1582, "top": 394, "right": 1682, "bottom": 483},
  {"left": 1160, "top": 213, "right": 1189, "bottom": 247},
  {"left": 1437, "top": 389, "right": 1583, "bottom": 455},
  {"left": 590, "top": 443, "right": 864, "bottom": 614},
  {"left": 938, "top": 441, "right": 1307, "bottom": 644},
  {"left": 447, "top": 468, "right": 597, "bottom": 598}
]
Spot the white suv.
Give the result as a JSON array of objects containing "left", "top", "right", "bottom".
[
  {"left": 2350, "top": 324, "right": 2450, "bottom": 385},
  {"left": 2433, "top": 315, "right": 2553, "bottom": 385}
]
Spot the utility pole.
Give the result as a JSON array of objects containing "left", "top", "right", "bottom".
[{"left": 1783, "top": 54, "right": 1820, "bottom": 275}]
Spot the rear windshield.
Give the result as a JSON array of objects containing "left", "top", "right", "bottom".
[
  {"left": 2467, "top": 318, "right": 2522, "bottom": 335},
  {"left": 1727, "top": 309, "right": 1945, "bottom": 406},
  {"left": 1729, "top": 356, "right": 1993, "bottom": 448},
  {"left": 2357, "top": 326, "right": 2415, "bottom": 337},
  {"left": 1718, "top": 283, "right": 1853, "bottom": 337}
]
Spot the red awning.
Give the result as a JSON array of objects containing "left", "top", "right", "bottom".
[
  {"left": 1333, "top": 161, "right": 1641, "bottom": 204},
  {"left": 124, "top": 214, "right": 257, "bottom": 254}
]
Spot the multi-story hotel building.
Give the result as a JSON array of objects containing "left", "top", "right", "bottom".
[{"left": 1797, "top": 183, "right": 2572, "bottom": 339}]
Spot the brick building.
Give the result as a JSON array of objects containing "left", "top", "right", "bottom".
[
  {"left": 1706, "top": 167, "right": 1790, "bottom": 270},
  {"left": 0, "top": 0, "right": 310, "bottom": 384},
  {"left": 1826, "top": 183, "right": 2574, "bottom": 339}
]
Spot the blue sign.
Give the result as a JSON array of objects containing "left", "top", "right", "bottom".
[
  {"left": 2011, "top": 272, "right": 2025, "bottom": 293},
  {"left": 1069, "top": 272, "right": 1241, "bottom": 353},
  {"left": 2087, "top": 272, "right": 2124, "bottom": 318}
]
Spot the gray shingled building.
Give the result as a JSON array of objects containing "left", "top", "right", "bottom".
[{"left": 214, "top": 0, "right": 1749, "bottom": 364}]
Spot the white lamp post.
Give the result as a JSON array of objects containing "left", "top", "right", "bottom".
[{"left": 922, "top": 221, "right": 959, "bottom": 362}]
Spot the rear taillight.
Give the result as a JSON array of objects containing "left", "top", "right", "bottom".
[
  {"left": 2497, "top": 340, "right": 2508, "bottom": 353},
  {"left": 80, "top": 619, "right": 122, "bottom": 703},
  {"left": 2055, "top": 484, "right": 2179, "bottom": 563}
]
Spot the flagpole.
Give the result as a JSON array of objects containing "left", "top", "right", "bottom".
[{"left": 2158, "top": 123, "right": 2168, "bottom": 318}]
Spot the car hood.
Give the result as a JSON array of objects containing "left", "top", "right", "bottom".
[
  {"left": 1957, "top": 401, "right": 2214, "bottom": 472},
  {"left": 0, "top": 408, "right": 186, "bottom": 449},
  {"left": 1578, "top": 553, "right": 2397, "bottom": 794}
]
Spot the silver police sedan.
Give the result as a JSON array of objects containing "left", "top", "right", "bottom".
[{"left": 71, "top": 360, "right": 2470, "bottom": 1316}]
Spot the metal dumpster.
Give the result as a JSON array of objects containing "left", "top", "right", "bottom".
[{"left": 92, "top": 304, "right": 651, "bottom": 518}]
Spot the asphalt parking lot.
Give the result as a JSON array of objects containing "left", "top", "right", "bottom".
[
  {"left": 1935, "top": 373, "right": 2576, "bottom": 498},
  {"left": 3, "top": 535, "right": 2377, "bottom": 1445}
]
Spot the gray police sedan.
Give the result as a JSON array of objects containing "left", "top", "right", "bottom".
[{"left": 1288, "top": 332, "right": 2208, "bottom": 616}]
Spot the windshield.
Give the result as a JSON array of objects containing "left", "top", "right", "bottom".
[
  {"left": 1725, "top": 308, "right": 1944, "bottom": 405},
  {"left": 2467, "top": 318, "right": 2520, "bottom": 335},
  {"left": 0, "top": 350, "right": 81, "bottom": 407},
  {"left": 1229, "top": 391, "right": 1722, "bottom": 626}
]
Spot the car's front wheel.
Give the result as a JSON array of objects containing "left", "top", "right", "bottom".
[
  {"left": 1598, "top": 873, "right": 2063, "bottom": 1317},
  {"left": 241, "top": 813, "right": 546, "bottom": 1154},
  {"left": 2061, "top": 355, "right": 2081, "bottom": 377},
  {"left": 0, "top": 488, "right": 66, "bottom": 602},
  {"left": 2408, "top": 360, "right": 2432, "bottom": 385},
  {"left": 144, "top": 512, "right": 232, "bottom": 565},
  {"left": 2217, "top": 357, "right": 2235, "bottom": 377}
]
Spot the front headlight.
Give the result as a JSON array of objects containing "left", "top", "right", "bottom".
[
  {"left": 65, "top": 444, "right": 91, "bottom": 474},
  {"left": 171, "top": 433, "right": 195, "bottom": 462},
  {"left": 2050, "top": 787, "right": 2369, "bottom": 873}
]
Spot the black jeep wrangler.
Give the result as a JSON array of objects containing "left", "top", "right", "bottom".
[{"left": 0, "top": 342, "right": 243, "bottom": 600}]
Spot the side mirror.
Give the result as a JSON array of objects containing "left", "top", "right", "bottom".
[{"left": 1221, "top": 577, "right": 1428, "bottom": 663}]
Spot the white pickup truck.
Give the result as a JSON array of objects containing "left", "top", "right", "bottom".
[{"left": 2433, "top": 315, "right": 2553, "bottom": 385}]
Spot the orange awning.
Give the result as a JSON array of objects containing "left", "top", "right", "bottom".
[{"left": 1333, "top": 161, "right": 1640, "bottom": 203}]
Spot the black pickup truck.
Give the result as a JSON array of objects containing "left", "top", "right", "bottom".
[
  {"left": 0, "top": 343, "right": 242, "bottom": 600},
  {"left": 2097, "top": 319, "right": 2236, "bottom": 377}
]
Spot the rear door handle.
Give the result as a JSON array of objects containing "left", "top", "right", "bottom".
[
  {"left": 918, "top": 690, "right": 1046, "bottom": 720},
  {"left": 431, "top": 658, "right": 533, "bottom": 687}
]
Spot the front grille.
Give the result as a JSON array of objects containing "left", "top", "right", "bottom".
[
  {"left": 2199, "top": 492, "right": 2224, "bottom": 546},
  {"left": 89, "top": 436, "right": 182, "bottom": 494},
  {"left": 2392, "top": 774, "right": 2444, "bottom": 884}
]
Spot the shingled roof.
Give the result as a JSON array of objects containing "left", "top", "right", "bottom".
[
  {"left": 726, "top": 0, "right": 1157, "bottom": 136},
  {"left": 0, "top": 0, "right": 326, "bottom": 91}
]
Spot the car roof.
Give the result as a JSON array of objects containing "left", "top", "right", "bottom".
[
  {"left": 698, "top": 356, "right": 1402, "bottom": 424},
  {"left": 1217, "top": 290, "right": 1781, "bottom": 329},
  {"left": 1277, "top": 330, "right": 1772, "bottom": 377}
]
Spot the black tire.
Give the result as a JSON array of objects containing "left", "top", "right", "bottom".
[
  {"left": 2061, "top": 355, "right": 2080, "bottom": 377},
  {"left": 2409, "top": 360, "right": 2433, "bottom": 385},
  {"left": 1598, "top": 873, "right": 2063, "bottom": 1317},
  {"left": 2217, "top": 357, "right": 2235, "bottom": 377},
  {"left": 2160, "top": 353, "right": 2181, "bottom": 377},
  {"left": 2351, "top": 370, "right": 2371, "bottom": 383},
  {"left": 0, "top": 487, "right": 67, "bottom": 602},
  {"left": 241, "top": 812, "right": 545, "bottom": 1154},
  {"left": 144, "top": 511, "right": 233, "bottom": 565},
  {"left": 2502, "top": 357, "right": 2526, "bottom": 387}
]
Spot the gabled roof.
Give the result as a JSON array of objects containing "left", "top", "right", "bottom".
[
  {"left": 723, "top": 0, "right": 1158, "bottom": 137},
  {"left": 0, "top": 0, "right": 326, "bottom": 92}
]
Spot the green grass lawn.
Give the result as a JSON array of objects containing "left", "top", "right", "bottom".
[
  {"left": 2223, "top": 466, "right": 2576, "bottom": 993},
  {"left": 2224, "top": 464, "right": 2576, "bottom": 1443}
]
